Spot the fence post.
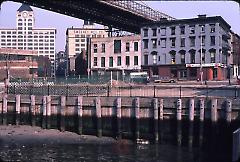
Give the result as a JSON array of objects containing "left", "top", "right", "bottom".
[
  {"left": 77, "top": 96, "right": 83, "bottom": 135},
  {"left": 15, "top": 94, "right": 21, "bottom": 125},
  {"left": 107, "top": 85, "right": 110, "bottom": 97},
  {"left": 116, "top": 97, "right": 122, "bottom": 139},
  {"left": 30, "top": 95, "right": 36, "bottom": 126}
]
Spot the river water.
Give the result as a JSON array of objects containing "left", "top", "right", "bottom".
[{"left": 0, "top": 119, "right": 237, "bottom": 161}]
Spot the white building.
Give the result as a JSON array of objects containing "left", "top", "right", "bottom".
[
  {"left": 0, "top": 4, "right": 56, "bottom": 76},
  {"left": 141, "top": 15, "right": 231, "bottom": 81},
  {"left": 91, "top": 35, "right": 141, "bottom": 76},
  {"left": 65, "top": 21, "right": 108, "bottom": 74}
]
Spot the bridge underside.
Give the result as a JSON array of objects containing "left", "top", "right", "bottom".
[{"left": 1, "top": 0, "right": 156, "bottom": 33}]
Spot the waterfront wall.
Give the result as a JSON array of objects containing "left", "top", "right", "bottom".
[{"left": 0, "top": 94, "right": 240, "bottom": 142}]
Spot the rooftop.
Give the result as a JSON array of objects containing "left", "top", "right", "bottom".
[{"left": 17, "top": 4, "right": 33, "bottom": 12}]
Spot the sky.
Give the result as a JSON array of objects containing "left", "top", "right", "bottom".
[{"left": 0, "top": 1, "right": 239, "bottom": 52}]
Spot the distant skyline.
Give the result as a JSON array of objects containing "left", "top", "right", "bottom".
[{"left": 0, "top": 1, "right": 239, "bottom": 52}]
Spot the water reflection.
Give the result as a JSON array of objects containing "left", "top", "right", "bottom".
[{"left": 0, "top": 119, "right": 238, "bottom": 162}]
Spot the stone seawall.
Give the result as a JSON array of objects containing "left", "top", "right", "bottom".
[{"left": 0, "top": 94, "right": 240, "bottom": 142}]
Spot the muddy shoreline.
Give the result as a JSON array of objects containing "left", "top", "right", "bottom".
[{"left": 0, "top": 125, "right": 133, "bottom": 146}]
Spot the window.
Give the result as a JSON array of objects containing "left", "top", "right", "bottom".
[
  {"left": 143, "top": 39, "right": 148, "bottom": 49},
  {"left": 190, "top": 37, "right": 195, "bottom": 47},
  {"left": 126, "top": 56, "right": 130, "bottom": 66},
  {"left": 152, "top": 28, "right": 157, "bottom": 36},
  {"left": 190, "top": 52, "right": 195, "bottom": 64},
  {"left": 94, "top": 57, "right": 97, "bottom": 66},
  {"left": 126, "top": 42, "right": 130, "bottom": 52},
  {"left": 143, "top": 29, "right": 148, "bottom": 37},
  {"left": 101, "top": 57, "right": 105, "bottom": 67},
  {"left": 200, "top": 36, "right": 205, "bottom": 46},
  {"left": 134, "top": 42, "right": 138, "bottom": 51},
  {"left": 180, "top": 26, "right": 185, "bottom": 35},
  {"left": 171, "top": 54, "right": 176, "bottom": 64},
  {"left": 114, "top": 40, "right": 121, "bottom": 53},
  {"left": 180, "top": 38, "right": 185, "bottom": 47},
  {"left": 94, "top": 44, "right": 97, "bottom": 53},
  {"left": 170, "top": 38, "right": 176, "bottom": 47},
  {"left": 161, "top": 28, "right": 166, "bottom": 36},
  {"left": 134, "top": 56, "right": 138, "bottom": 65},
  {"left": 189, "top": 25, "right": 195, "bottom": 34},
  {"left": 170, "top": 27, "right": 175, "bottom": 35},
  {"left": 210, "top": 24, "right": 215, "bottom": 33},
  {"left": 75, "top": 39, "right": 80, "bottom": 42},
  {"left": 210, "top": 36, "right": 215, "bottom": 46},
  {"left": 153, "top": 54, "right": 157, "bottom": 64},
  {"left": 181, "top": 53, "right": 185, "bottom": 64},
  {"left": 144, "top": 55, "right": 148, "bottom": 65},
  {"left": 152, "top": 39, "right": 157, "bottom": 48},
  {"left": 161, "top": 38, "right": 166, "bottom": 48},
  {"left": 109, "top": 57, "right": 113, "bottom": 67},
  {"left": 117, "top": 56, "right": 121, "bottom": 66},
  {"left": 101, "top": 43, "right": 105, "bottom": 53},
  {"left": 210, "top": 52, "right": 215, "bottom": 63},
  {"left": 200, "top": 25, "right": 205, "bottom": 33}
]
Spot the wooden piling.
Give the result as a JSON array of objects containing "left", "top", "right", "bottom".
[
  {"left": 116, "top": 97, "right": 122, "bottom": 139},
  {"left": 134, "top": 97, "right": 140, "bottom": 140},
  {"left": 95, "top": 97, "right": 102, "bottom": 137},
  {"left": 177, "top": 121, "right": 182, "bottom": 146},
  {"left": 211, "top": 98, "right": 217, "bottom": 122},
  {"left": 226, "top": 99, "right": 232, "bottom": 123},
  {"left": 15, "top": 94, "right": 20, "bottom": 125},
  {"left": 30, "top": 95, "right": 36, "bottom": 126},
  {"left": 153, "top": 98, "right": 159, "bottom": 143},
  {"left": 42, "top": 96, "right": 47, "bottom": 129},
  {"left": 159, "top": 99, "right": 163, "bottom": 120},
  {"left": 77, "top": 96, "right": 83, "bottom": 135},
  {"left": 177, "top": 99, "right": 182, "bottom": 121},
  {"left": 46, "top": 96, "right": 51, "bottom": 129},
  {"left": 60, "top": 95, "right": 66, "bottom": 131},
  {"left": 199, "top": 99, "right": 205, "bottom": 122},
  {"left": 2, "top": 94, "right": 7, "bottom": 125},
  {"left": 189, "top": 98, "right": 194, "bottom": 121}
]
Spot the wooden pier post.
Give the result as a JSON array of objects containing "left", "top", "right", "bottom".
[
  {"left": 116, "top": 97, "right": 122, "bottom": 139},
  {"left": 15, "top": 94, "right": 20, "bottom": 125},
  {"left": 60, "top": 96, "right": 66, "bottom": 132},
  {"left": 199, "top": 99, "right": 205, "bottom": 122},
  {"left": 226, "top": 99, "right": 232, "bottom": 123},
  {"left": 153, "top": 98, "right": 159, "bottom": 143},
  {"left": 211, "top": 98, "right": 217, "bottom": 122},
  {"left": 77, "top": 96, "right": 83, "bottom": 135},
  {"left": 134, "top": 97, "right": 140, "bottom": 140},
  {"left": 177, "top": 121, "right": 182, "bottom": 146},
  {"left": 30, "top": 95, "right": 36, "bottom": 126},
  {"left": 46, "top": 96, "right": 51, "bottom": 129},
  {"left": 2, "top": 94, "right": 7, "bottom": 125},
  {"left": 95, "top": 97, "right": 102, "bottom": 137},
  {"left": 42, "top": 96, "right": 47, "bottom": 129},
  {"left": 189, "top": 98, "right": 194, "bottom": 121},
  {"left": 159, "top": 99, "right": 164, "bottom": 120},
  {"left": 177, "top": 99, "right": 182, "bottom": 121}
]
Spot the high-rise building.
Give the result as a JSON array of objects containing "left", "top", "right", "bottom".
[
  {"left": 0, "top": 4, "right": 56, "bottom": 77},
  {"left": 141, "top": 15, "right": 231, "bottom": 81}
]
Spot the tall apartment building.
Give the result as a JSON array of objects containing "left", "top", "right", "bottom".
[
  {"left": 90, "top": 35, "right": 141, "bottom": 76},
  {"left": 66, "top": 21, "right": 108, "bottom": 75},
  {"left": 141, "top": 15, "right": 231, "bottom": 81},
  {"left": 0, "top": 4, "right": 56, "bottom": 76}
]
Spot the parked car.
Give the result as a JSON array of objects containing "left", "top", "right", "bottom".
[{"left": 151, "top": 76, "right": 176, "bottom": 83}]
